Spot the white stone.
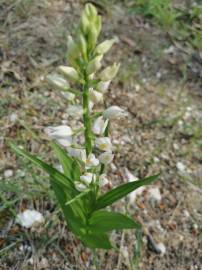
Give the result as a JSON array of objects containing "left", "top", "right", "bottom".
[
  {"left": 16, "top": 209, "right": 44, "bottom": 228},
  {"left": 4, "top": 169, "right": 13, "bottom": 178},
  {"left": 124, "top": 168, "right": 145, "bottom": 203},
  {"left": 148, "top": 187, "right": 162, "bottom": 202},
  {"left": 9, "top": 113, "right": 18, "bottom": 122},
  {"left": 176, "top": 162, "right": 186, "bottom": 173},
  {"left": 156, "top": 242, "right": 166, "bottom": 255}
]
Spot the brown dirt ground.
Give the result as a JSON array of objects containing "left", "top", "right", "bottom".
[{"left": 0, "top": 1, "right": 202, "bottom": 269}]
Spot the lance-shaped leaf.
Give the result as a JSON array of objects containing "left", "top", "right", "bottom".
[
  {"left": 79, "top": 231, "right": 112, "bottom": 250},
  {"left": 50, "top": 179, "right": 87, "bottom": 237},
  {"left": 95, "top": 174, "right": 159, "bottom": 210},
  {"left": 51, "top": 142, "right": 80, "bottom": 181},
  {"left": 10, "top": 143, "right": 77, "bottom": 199},
  {"left": 88, "top": 210, "right": 141, "bottom": 233}
]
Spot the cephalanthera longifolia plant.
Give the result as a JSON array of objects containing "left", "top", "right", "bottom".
[{"left": 11, "top": 4, "right": 158, "bottom": 250}]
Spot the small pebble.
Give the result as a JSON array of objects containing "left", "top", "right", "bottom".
[
  {"left": 176, "top": 162, "right": 186, "bottom": 173},
  {"left": 148, "top": 187, "right": 162, "bottom": 202},
  {"left": 153, "top": 156, "right": 160, "bottom": 163},
  {"left": 4, "top": 169, "right": 13, "bottom": 178},
  {"left": 156, "top": 242, "right": 166, "bottom": 255},
  {"left": 16, "top": 209, "right": 44, "bottom": 228},
  {"left": 9, "top": 113, "right": 18, "bottom": 122}
]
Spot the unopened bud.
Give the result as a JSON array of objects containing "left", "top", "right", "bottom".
[
  {"left": 80, "top": 13, "right": 90, "bottom": 34},
  {"left": 78, "top": 34, "right": 87, "bottom": 59},
  {"left": 85, "top": 3, "right": 97, "bottom": 18},
  {"left": 95, "top": 39, "right": 116, "bottom": 55}
]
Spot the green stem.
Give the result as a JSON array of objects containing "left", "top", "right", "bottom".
[{"left": 82, "top": 76, "right": 92, "bottom": 156}]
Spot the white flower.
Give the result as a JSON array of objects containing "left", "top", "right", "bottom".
[
  {"left": 99, "top": 63, "right": 120, "bottom": 81},
  {"left": 67, "top": 105, "right": 83, "bottom": 118},
  {"left": 45, "top": 125, "right": 72, "bottom": 139},
  {"left": 58, "top": 66, "right": 79, "bottom": 81},
  {"left": 99, "top": 174, "right": 109, "bottom": 187},
  {"left": 87, "top": 55, "right": 103, "bottom": 74},
  {"left": 98, "top": 152, "right": 114, "bottom": 165},
  {"left": 44, "top": 125, "right": 73, "bottom": 147},
  {"left": 89, "top": 73, "right": 95, "bottom": 80},
  {"left": 103, "top": 106, "right": 125, "bottom": 119},
  {"left": 56, "top": 138, "right": 73, "bottom": 147},
  {"left": 89, "top": 88, "right": 103, "bottom": 104},
  {"left": 80, "top": 172, "right": 96, "bottom": 184},
  {"left": 16, "top": 210, "right": 44, "bottom": 228},
  {"left": 60, "top": 91, "right": 75, "bottom": 101},
  {"left": 95, "top": 137, "right": 112, "bottom": 152},
  {"left": 97, "top": 80, "right": 111, "bottom": 93},
  {"left": 89, "top": 101, "right": 94, "bottom": 112},
  {"left": 92, "top": 116, "right": 109, "bottom": 135},
  {"left": 86, "top": 153, "right": 99, "bottom": 167},
  {"left": 67, "top": 147, "right": 86, "bottom": 163},
  {"left": 46, "top": 74, "right": 69, "bottom": 91},
  {"left": 74, "top": 181, "right": 86, "bottom": 191}
]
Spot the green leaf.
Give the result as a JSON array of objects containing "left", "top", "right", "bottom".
[
  {"left": 89, "top": 210, "right": 141, "bottom": 233},
  {"left": 80, "top": 231, "right": 112, "bottom": 249},
  {"left": 50, "top": 179, "right": 87, "bottom": 236},
  {"left": 51, "top": 142, "right": 80, "bottom": 181},
  {"left": 10, "top": 143, "right": 77, "bottom": 199},
  {"left": 95, "top": 174, "right": 159, "bottom": 210}
]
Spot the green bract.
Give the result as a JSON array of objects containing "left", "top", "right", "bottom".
[{"left": 11, "top": 3, "right": 158, "bottom": 250}]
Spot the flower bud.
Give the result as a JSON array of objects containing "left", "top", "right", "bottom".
[
  {"left": 97, "top": 80, "right": 111, "bottom": 93},
  {"left": 87, "top": 55, "right": 103, "bottom": 74},
  {"left": 98, "top": 152, "right": 114, "bottom": 165},
  {"left": 78, "top": 34, "right": 87, "bottom": 59},
  {"left": 103, "top": 106, "right": 125, "bottom": 119},
  {"left": 99, "top": 63, "right": 120, "bottom": 81},
  {"left": 85, "top": 3, "right": 97, "bottom": 18},
  {"left": 95, "top": 39, "right": 116, "bottom": 55},
  {"left": 80, "top": 13, "right": 90, "bottom": 34},
  {"left": 95, "top": 137, "right": 112, "bottom": 152},
  {"left": 46, "top": 74, "right": 69, "bottom": 91},
  {"left": 88, "top": 24, "right": 99, "bottom": 50},
  {"left": 92, "top": 116, "right": 108, "bottom": 135},
  {"left": 89, "top": 88, "right": 103, "bottom": 104},
  {"left": 86, "top": 153, "right": 99, "bottom": 167},
  {"left": 67, "top": 36, "right": 79, "bottom": 66},
  {"left": 58, "top": 66, "right": 79, "bottom": 82}
]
